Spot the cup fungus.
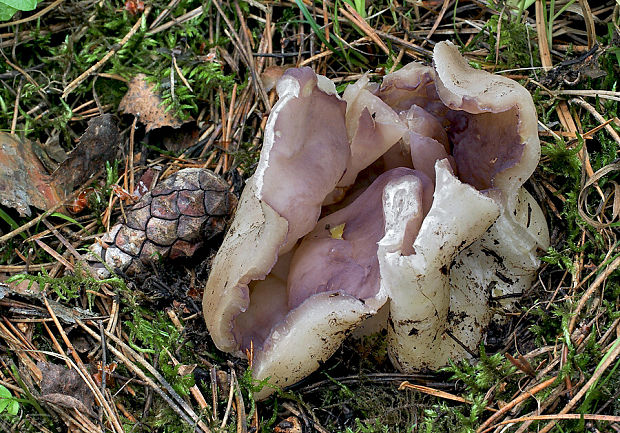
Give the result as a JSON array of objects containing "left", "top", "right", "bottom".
[{"left": 203, "top": 41, "right": 549, "bottom": 399}]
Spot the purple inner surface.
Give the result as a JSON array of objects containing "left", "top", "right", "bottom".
[
  {"left": 259, "top": 68, "right": 350, "bottom": 248},
  {"left": 231, "top": 64, "right": 526, "bottom": 352},
  {"left": 287, "top": 168, "right": 418, "bottom": 309},
  {"left": 375, "top": 69, "right": 524, "bottom": 190}
]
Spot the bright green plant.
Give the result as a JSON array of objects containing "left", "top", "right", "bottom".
[
  {"left": 0, "top": 384, "right": 19, "bottom": 417},
  {"left": 0, "top": 0, "right": 37, "bottom": 21}
]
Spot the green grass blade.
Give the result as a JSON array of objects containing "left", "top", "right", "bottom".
[
  {"left": 50, "top": 212, "right": 85, "bottom": 230},
  {"left": 0, "top": 208, "right": 26, "bottom": 239},
  {"left": 293, "top": 0, "right": 334, "bottom": 50}
]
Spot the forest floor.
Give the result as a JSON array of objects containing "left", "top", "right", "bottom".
[{"left": 0, "top": 0, "right": 618, "bottom": 432}]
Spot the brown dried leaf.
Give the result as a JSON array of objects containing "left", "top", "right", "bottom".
[
  {"left": 119, "top": 74, "right": 184, "bottom": 132},
  {"left": 177, "top": 364, "right": 196, "bottom": 376},
  {"left": 0, "top": 132, "right": 62, "bottom": 217},
  {"left": 52, "top": 114, "right": 119, "bottom": 197},
  {"left": 37, "top": 362, "right": 95, "bottom": 416},
  {"left": 161, "top": 123, "right": 200, "bottom": 153},
  {"left": 31, "top": 138, "right": 68, "bottom": 172}
]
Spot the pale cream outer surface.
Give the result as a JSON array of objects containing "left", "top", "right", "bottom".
[{"left": 203, "top": 41, "right": 549, "bottom": 399}]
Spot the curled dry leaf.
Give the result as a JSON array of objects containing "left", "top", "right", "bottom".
[
  {"left": 52, "top": 114, "right": 119, "bottom": 197},
  {"left": 274, "top": 416, "right": 303, "bottom": 433},
  {"left": 0, "top": 115, "right": 119, "bottom": 217},
  {"left": 119, "top": 73, "right": 185, "bottom": 132},
  {"left": 37, "top": 361, "right": 95, "bottom": 417},
  {"left": 578, "top": 162, "right": 620, "bottom": 228},
  {"left": 0, "top": 132, "right": 61, "bottom": 217}
]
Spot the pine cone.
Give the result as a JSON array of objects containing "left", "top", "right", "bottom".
[{"left": 88, "top": 168, "right": 236, "bottom": 278}]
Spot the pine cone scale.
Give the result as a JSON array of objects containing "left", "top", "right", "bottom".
[{"left": 87, "top": 168, "right": 237, "bottom": 277}]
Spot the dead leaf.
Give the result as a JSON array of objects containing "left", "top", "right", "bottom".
[
  {"left": 119, "top": 73, "right": 184, "bottom": 132},
  {"left": 38, "top": 361, "right": 95, "bottom": 416},
  {"left": 177, "top": 364, "right": 197, "bottom": 376},
  {"left": 52, "top": 114, "right": 119, "bottom": 197},
  {"left": 0, "top": 115, "right": 118, "bottom": 217},
  {"left": 160, "top": 123, "right": 200, "bottom": 153},
  {"left": 31, "top": 136, "right": 68, "bottom": 173},
  {"left": 0, "top": 132, "right": 62, "bottom": 217}
]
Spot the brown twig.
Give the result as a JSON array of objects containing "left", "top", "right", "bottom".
[
  {"left": 538, "top": 338, "right": 620, "bottom": 433},
  {"left": 43, "top": 298, "right": 124, "bottom": 433},
  {"left": 569, "top": 97, "right": 620, "bottom": 146},
  {"left": 76, "top": 319, "right": 210, "bottom": 432},
  {"left": 476, "top": 376, "right": 557, "bottom": 433},
  {"left": 568, "top": 255, "right": 620, "bottom": 334},
  {"left": 62, "top": 6, "right": 152, "bottom": 98}
]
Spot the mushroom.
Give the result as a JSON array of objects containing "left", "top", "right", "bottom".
[{"left": 203, "top": 41, "right": 549, "bottom": 399}]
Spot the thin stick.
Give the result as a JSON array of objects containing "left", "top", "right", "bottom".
[
  {"left": 220, "top": 370, "right": 235, "bottom": 429},
  {"left": 538, "top": 338, "right": 620, "bottom": 433},
  {"left": 92, "top": 321, "right": 205, "bottom": 429},
  {"left": 211, "top": 0, "right": 270, "bottom": 109},
  {"left": 476, "top": 376, "right": 557, "bottom": 433},
  {"left": 555, "top": 89, "right": 620, "bottom": 102},
  {"left": 10, "top": 79, "right": 22, "bottom": 134},
  {"left": 568, "top": 255, "right": 620, "bottom": 334},
  {"left": 149, "top": 0, "right": 180, "bottom": 30},
  {"left": 76, "top": 319, "right": 209, "bottom": 432},
  {"left": 281, "top": 402, "right": 330, "bottom": 433},
  {"left": 148, "top": 6, "right": 202, "bottom": 35},
  {"left": 224, "top": 83, "right": 238, "bottom": 172},
  {"left": 62, "top": 6, "right": 152, "bottom": 98},
  {"left": 340, "top": 2, "right": 390, "bottom": 56},
  {"left": 421, "top": 0, "right": 451, "bottom": 48},
  {"left": 42, "top": 321, "right": 71, "bottom": 368},
  {"left": 569, "top": 97, "right": 620, "bottom": 146},
  {"left": 535, "top": 0, "right": 552, "bottom": 71},
  {"left": 375, "top": 30, "right": 433, "bottom": 57},
  {"left": 578, "top": 0, "right": 596, "bottom": 49},
  {"left": 129, "top": 117, "right": 137, "bottom": 197},
  {"left": 499, "top": 413, "right": 620, "bottom": 426},
  {"left": 43, "top": 299, "right": 124, "bottom": 433},
  {"left": 399, "top": 382, "right": 497, "bottom": 412}
]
